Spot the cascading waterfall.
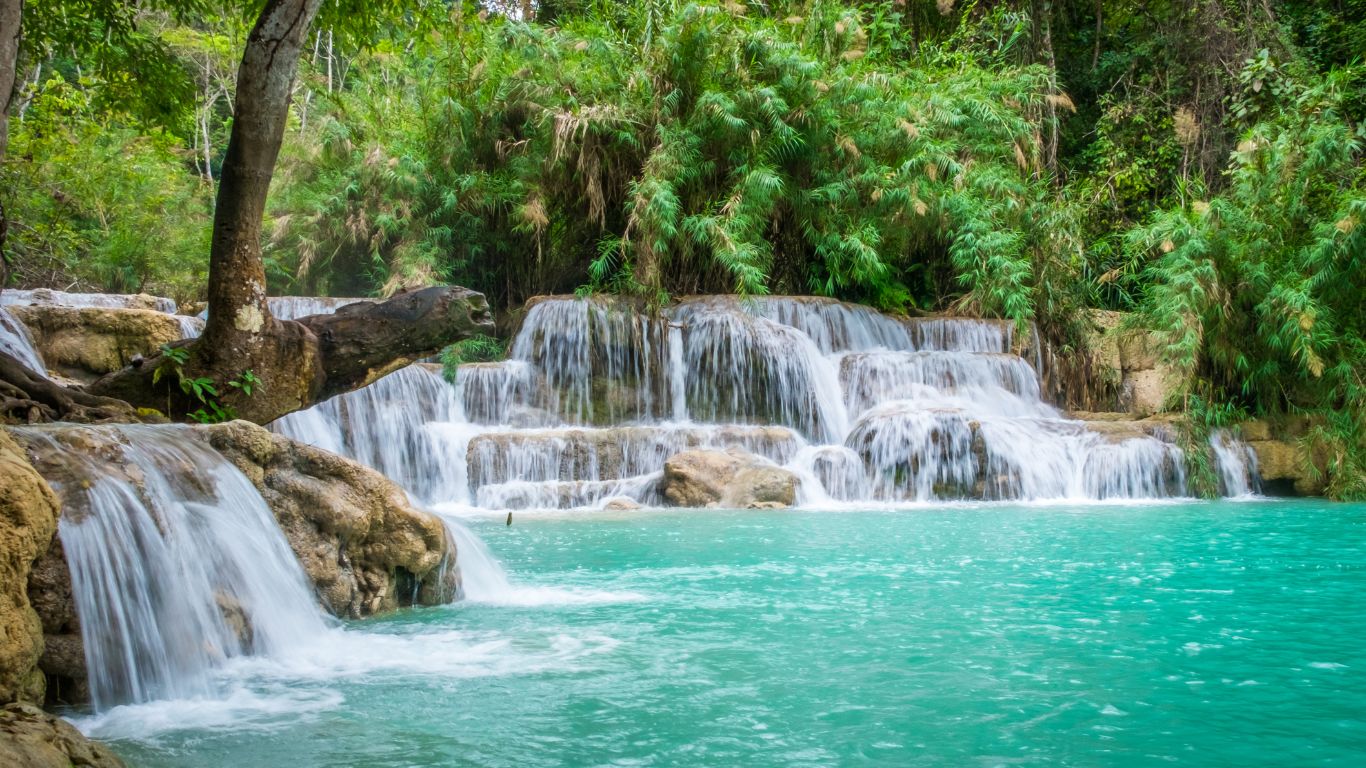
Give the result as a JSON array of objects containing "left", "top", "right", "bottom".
[
  {"left": 273, "top": 294, "right": 1261, "bottom": 510},
  {"left": 12, "top": 425, "right": 327, "bottom": 711},
  {"left": 1210, "top": 429, "right": 1262, "bottom": 497},
  {"left": 1, "top": 305, "right": 46, "bottom": 373},
  {"left": 273, "top": 364, "right": 471, "bottom": 503},
  {"left": 3, "top": 287, "right": 203, "bottom": 340},
  {"left": 267, "top": 296, "right": 369, "bottom": 320},
  {"left": 1, "top": 288, "right": 179, "bottom": 313}
]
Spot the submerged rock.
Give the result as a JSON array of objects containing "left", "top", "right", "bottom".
[
  {"left": 204, "top": 421, "right": 460, "bottom": 618},
  {"left": 7, "top": 305, "right": 190, "bottom": 381},
  {"left": 0, "top": 702, "right": 124, "bottom": 768},
  {"left": 661, "top": 448, "right": 798, "bottom": 508}
]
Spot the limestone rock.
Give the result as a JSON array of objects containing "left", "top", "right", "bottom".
[
  {"left": 1080, "top": 310, "right": 1187, "bottom": 416},
  {"left": 661, "top": 448, "right": 798, "bottom": 508},
  {"left": 26, "top": 537, "right": 85, "bottom": 707},
  {"left": 0, "top": 431, "right": 60, "bottom": 706},
  {"left": 1248, "top": 439, "right": 1325, "bottom": 496},
  {"left": 0, "top": 702, "right": 124, "bottom": 768},
  {"left": 204, "top": 421, "right": 460, "bottom": 618},
  {"left": 602, "top": 497, "right": 642, "bottom": 510},
  {"left": 8, "top": 306, "right": 187, "bottom": 381}
]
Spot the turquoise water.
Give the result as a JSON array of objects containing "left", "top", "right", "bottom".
[{"left": 89, "top": 500, "right": 1366, "bottom": 766}]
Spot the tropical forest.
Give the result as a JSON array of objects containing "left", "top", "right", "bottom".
[{"left": 0, "top": 1, "right": 1364, "bottom": 766}]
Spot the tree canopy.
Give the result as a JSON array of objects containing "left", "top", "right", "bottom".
[{"left": 0, "top": 0, "right": 1363, "bottom": 495}]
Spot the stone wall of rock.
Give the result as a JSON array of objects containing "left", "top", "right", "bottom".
[
  {"left": 1241, "top": 419, "right": 1326, "bottom": 496},
  {"left": 204, "top": 421, "right": 459, "bottom": 618},
  {"left": 0, "top": 702, "right": 124, "bottom": 768},
  {"left": 8, "top": 305, "right": 186, "bottom": 381},
  {"left": 0, "top": 432, "right": 58, "bottom": 706},
  {"left": 0, "top": 433, "right": 123, "bottom": 765},
  {"left": 1081, "top": 310, "right": 1186, "bottom": 416}
]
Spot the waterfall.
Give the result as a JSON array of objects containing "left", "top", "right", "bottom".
[
  {"left": 1210, "top": 430, "right": 1261, "bottom": 497},
  {"left": 0, "top": 305, "right": 46, "bottom": 373},
  {"left": 270, "top": 294, "right": 1249, "bottom": 510},
  {"left": 1, "top": 288, "right": 178, "bottom": 313},
  {"left": 13, "top": 425, "right": 326, "bottom": 711},
  {"left": 266, "top": 296, "right": 369, "bottom": 320},
  {"left": 273, "top": 365, "right": 471, "bottom": 504},
  {"left": 668, "top": 323, "right": 688, "bottom": 422}
]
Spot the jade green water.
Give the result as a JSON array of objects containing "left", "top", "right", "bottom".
[{"left": 85, "top": 500, "right": 1366, "bottom": 766}]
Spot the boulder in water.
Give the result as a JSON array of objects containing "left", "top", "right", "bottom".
[
  {"left": 0, "top": 702, "right": 124, "bottom": 768},
  {"left": 661, "top": 448, "right": 798, "bottom": 508},
  {"left": 204, "top": 421, "right": 460, "bottom": 618},
  {"left": 7, "top": 306, "right": 188, "bottom": 381}
]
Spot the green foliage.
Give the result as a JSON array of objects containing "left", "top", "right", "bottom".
[
  {"left": 440, "top": 334, "right": 509, "bottom": 383},
  {"left": 264, "top": 2, "right": 1080, "bottom": 321},
  {"left": 152, "top": 344, "right": 262, "bottom": 424},
  {"left": 2, "top": 77, "right": 211, "bottom": 300},
  {"left": 5, "top": 0, "right": 1365, "bottom": 495},
  {"left": 1131, "top": 69, "right": 1365, "bottom": 498}
]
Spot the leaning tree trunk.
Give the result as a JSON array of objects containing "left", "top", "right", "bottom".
[
  {"left": 202, "top": 0, "right": 322, "bottom": 352},
  {"left": 84, "top": 0, "right": 494, "bottom": 424}
]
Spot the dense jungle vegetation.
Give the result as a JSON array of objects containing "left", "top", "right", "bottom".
[{"left": 0, "top": 0, "right": 1363, "bottom": 496}]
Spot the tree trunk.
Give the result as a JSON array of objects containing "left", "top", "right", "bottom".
[
  {"left": 1, "top": 0, "right": 23, "bottom": 289},
  {"left": 0, "top": 351, "right": 139, "bottom": 424},
  {"left": 0, "top": 0, "right": 20, "bottom": 162},
  {"left": 202, "top": 0, "right": 323, "bottom": 353}
]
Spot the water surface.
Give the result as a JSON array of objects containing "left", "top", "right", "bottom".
[{"left": 90, "top": 500, "right": 1366, "bottom": 766}]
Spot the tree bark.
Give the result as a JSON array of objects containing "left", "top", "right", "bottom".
[
  {"left": 202, "top": 0, "right": 323, "bottom": 353},
  {"left": 89, "top": 286, "right": 493, "bottom": 424},
  {"left": 0, "top": 351, "right": 139, "bottom": 424},
  {"left": 1, "top": 0, "right": 23, "bottom": 289},
  {"left": 0, "top": 0, "right": 20, "bottom": 162}
]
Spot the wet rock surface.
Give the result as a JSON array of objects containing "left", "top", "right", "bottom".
[
  {"left": 0, "top": 432, "right": 59, "bottom": 705},
  {"left": 8, "top": 306, "right": 190, "bottom": 381},
  {"left": 0, "top": 702, "right": 124, "bottom": 768},
  {"left": 204, "top": 421, "right": 460, "bottom": 617},
  {"left": 661, "top": 448, "right": 798, "bottom": 508}
]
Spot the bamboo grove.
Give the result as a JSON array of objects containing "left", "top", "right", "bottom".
[{"left": 1, "top": 0, "right": 1363, "bottom": 496}]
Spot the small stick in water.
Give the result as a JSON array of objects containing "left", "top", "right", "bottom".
[{"left": 506, "top": 511, "right": 513, "bottom": 527}]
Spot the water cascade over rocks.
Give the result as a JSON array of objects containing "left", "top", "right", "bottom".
[
  {"left": 3, "top": 288, "right": 203, "bottom": 340},
  {"left": 274, "top": 295, "right": 1255, "bottom": 510},
  {"left": 12, "top": 425, "right": 327, "bottom": 710},
  {"left": 0, "top": 305, "right": 46, "bottom": 373}
]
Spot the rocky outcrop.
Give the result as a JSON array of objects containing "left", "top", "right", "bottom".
[
  {"left": 1083, "top": 311, "right": 1186, "bottom": 416},
  {"left": 0, "top": 703, "right": 124, "bottom": 767},
  {"left": 26, "top": 537, "right": 85, "bottom": 707},
  {"left": 1240, "top": 419, "right": 1325, "bottom": 496},
  {"left": 661, "top": 448, "right": 798, "bottom": 508},
  {"left": 204, "top": 421, "right": 459, "bottom": 618},
  {"left": 0, "top": 435, "right": 118, "bottom": 765},
  {"left": 0, "top": 432, "right": 59, "bottom": 705},
  {"left": 8, "top": 306, "right": 189, "bottom": 381}
]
